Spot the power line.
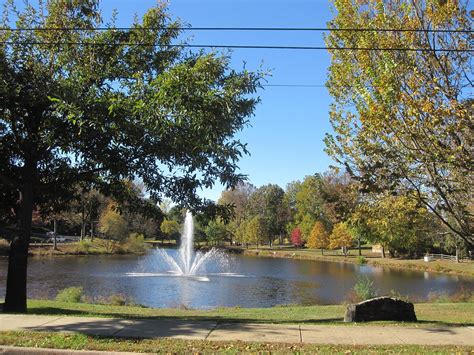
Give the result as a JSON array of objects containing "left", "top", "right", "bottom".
[
  {"left": 1, "top": 41, "right": 471, "bottom": 52},
  {"left": 263, "top": 84, "right": 326, "bottom": 87},
  {"left": 1, "top": 26, "right": 472, "bottom": 33}
]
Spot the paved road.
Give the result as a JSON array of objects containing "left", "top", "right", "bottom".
[{"left": 0, "top": 314, "right": 473, "bottom": 346}]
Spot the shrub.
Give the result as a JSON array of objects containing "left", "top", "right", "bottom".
[
  {"left": 353, "top": 276, "right": 377, "bottom": 301},
  {"left": 427, "top": 291, "right": 451, "bottom": 303},
  {"left": 55, "top": 286, "right": 84, "bottom": 303},
  {"left": 449, "top": 285, "right": 474, "bottom": 302},
  {"left": 76, "top": 240, "right": 91, "bottom": 254},
  {"left": 389, "top": 290, "right": 411, "bottom": 302},
  {"left": 427, "top": 286, "right": 474, "bottom": 303},
  {"left": 122, "top": 233, "right": 148, "bottom": 254},
  {"left": 107, "top": 294, "right": 128, "bottom": 306},
  {"left": 91, "top": 293, "right": 143, "bottom": 307},
  {"left": 356, "top": 256, "right": 367, "bottom": 265}
]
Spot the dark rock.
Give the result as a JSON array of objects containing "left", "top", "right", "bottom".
[{"left": 344, "top": 296, "right": 417, "bottom": 322}]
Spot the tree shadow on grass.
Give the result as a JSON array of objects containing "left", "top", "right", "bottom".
[
  {"left": 23, "top": 306, "right": 345, "bottom": 325},
  {"left": 4, "top": 302, "right": 471, "bottom": 328},
  {"left": 22, "top": 306, "right": 474, "bottom": 327}
]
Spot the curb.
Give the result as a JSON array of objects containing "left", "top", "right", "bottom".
[{"left": 0, "top": 346, "right": 139, "bottom": 355}]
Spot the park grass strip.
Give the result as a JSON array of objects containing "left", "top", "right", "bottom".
[
  {"left": 26, "top": 300, "right": 474, "bottom": 326},
  {"left": 0, "top": 331, "right": 472, "bottom": 354}
]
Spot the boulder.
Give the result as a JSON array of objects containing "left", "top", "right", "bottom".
[{"left": 344, "top": 296, "right": 417, "bottom": 322}]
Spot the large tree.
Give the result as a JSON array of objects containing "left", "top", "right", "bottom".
[
  {"left": 0, "top": 0, "right": 262, "bottom": 312},
  {"left": 246, "top": 184, "right": 286, "bottom": 246},
  {"left": 218, "top": 182, "right": 256, "bottom": 222},
  {"left": 244, "top": 215, "right": 267, "bottom": 247},
  {"left": 319, "top": 171, "right": 359, "bottom": 227},
  {"left": 287, "top": 175, "right": 326, "bottom": 241},
  {"left": 324, "top": 0, "right": 473, "bottom": 248},
  {"left": 218, "top": 181, "right": 255, "bottom": 244},
  {"left": 354, "top": 193, "right": 435, "bottom": 257}
]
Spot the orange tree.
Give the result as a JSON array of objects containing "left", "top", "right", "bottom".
[
  {"left": 307, "top": 221, "right": 329, "bottom": 254},
  {"left": 329, "top": 222, "right": 353, "bottom": 257}
]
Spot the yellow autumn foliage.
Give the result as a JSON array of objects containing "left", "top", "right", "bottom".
[{"left": 307, "top": 221, "right": 329, "bottom": 250}]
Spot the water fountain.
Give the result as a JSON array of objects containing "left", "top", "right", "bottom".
[
  {"left": 156, "top": 211, "right": 222, "bottom": 277},
  {"left": 127, "top": 211, "right": 231, "bottom": 281}
]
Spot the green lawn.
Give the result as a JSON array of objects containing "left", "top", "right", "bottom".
[
  {"left": 1, "top": 301, "right": 472, "bottom": 353},
  {"left": 25, "top": 300, "right": 474, "bottom": 326},
  {"left": 0, "top": 331, "right": 471, "bottom": 354}
]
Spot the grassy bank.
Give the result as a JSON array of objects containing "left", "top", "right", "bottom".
[
  {"left": 0, "top": 331, "right": 471, "bottom": 354},
  {"left": 24, "top": 300, "right": 474, "bottom": 326},
  {"left": 24, "top": 237, "right": 148, "bottom": 257},
  {"left": 240, "top": 248, "right": 474, "bottom": 277}
]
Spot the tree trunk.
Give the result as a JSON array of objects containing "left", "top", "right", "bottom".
[
  {"left": 80, "top": 222, "right": 86, "bottom": 241},
  {"left": 4, "top": 176, "right": 34, "bottom": 313},
  {"left": 80, "top": 208, "right": 86, "bottom": 241},
  {"left": 381, "top": 246, "right": 386, "bottom": 258},
  {"left": 53, "top": 219, "right": 58, "bottom": 251},
  {"left": 358, "top": 236, "right": 362, "bottom": 256},
  {"left": 90, "top": 221, "right": 94, "bottom": 242}
]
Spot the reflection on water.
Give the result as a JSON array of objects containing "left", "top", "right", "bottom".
[{"left": 0, "top": 249, "right": 472, "bottom": 309}]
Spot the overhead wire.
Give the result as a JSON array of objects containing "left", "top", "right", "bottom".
[
  {"left": 1, "top": 26, "right": 472, "bottom": 33},
  {"left": 1, "top": 26, "right": 471, "bottom": 52},
  {"left": 263, "top": 84, "right": 327, "bottom": 87},
  {"left": 0, "top": 42, "right": 471, "bottom": 52}
]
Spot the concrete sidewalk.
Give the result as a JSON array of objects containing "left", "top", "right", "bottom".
[{"left": 0, "top": 314, "right": 473, "bottom": 346}]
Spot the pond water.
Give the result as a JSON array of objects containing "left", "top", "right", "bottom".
[{"left": 0, "top": 249, "right": 472, "bottom": 308}]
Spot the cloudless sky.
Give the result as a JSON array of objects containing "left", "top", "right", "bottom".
[
  {"left": 19, "top": 0, "right": 338, "bottom": 201},
  {"left": 94, "top": 0, "right": 337, "bottom": 201}
]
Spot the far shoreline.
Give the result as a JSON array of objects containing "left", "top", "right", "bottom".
[
  {"left": 235, "top": 247, "right": 474, "bottom": 278},
  {"left": 3, "top": 240, "right": 472, "bottom": 278}
]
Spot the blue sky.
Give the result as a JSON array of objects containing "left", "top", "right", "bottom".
[{"left": 96, "top": 1, "right": 336, "bottom": 201}]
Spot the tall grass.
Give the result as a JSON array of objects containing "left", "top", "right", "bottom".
[
  {"left": 350, "top": 276, "right": 378, "bottom": 302},
  {"left": 55, "top": 287, "right": 84, "bottom": 303}
]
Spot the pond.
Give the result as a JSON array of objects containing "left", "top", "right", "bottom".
[{"left": 0, "top": 249, "right": 472, "bottom": 308}]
